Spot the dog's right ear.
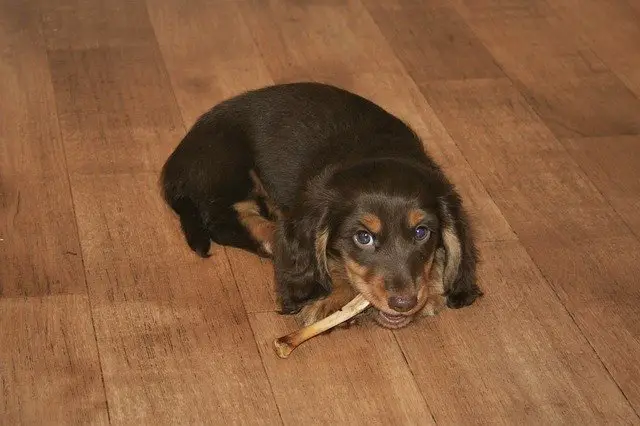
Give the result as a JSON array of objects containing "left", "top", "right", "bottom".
[{"left": 273, "top": 189, "right": 333, "bottom": 315}]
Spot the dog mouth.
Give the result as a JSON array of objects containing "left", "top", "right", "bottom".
[{"left": 373, "top": 309, "right": 413, "bottom": 329}]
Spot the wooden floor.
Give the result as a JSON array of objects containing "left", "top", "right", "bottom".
[{"left": 1, "top": 0, "right": 640, "bottom": 424}]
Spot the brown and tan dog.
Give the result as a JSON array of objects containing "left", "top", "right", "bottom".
[{"left": 160, "top": 82, "right": 482, "bottom": 329}]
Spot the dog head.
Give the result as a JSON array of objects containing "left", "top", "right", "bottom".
[{"left": 285, "top": 157, "right": 467, "bottom": 328}]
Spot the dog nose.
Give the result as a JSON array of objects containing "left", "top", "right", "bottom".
[{"left": 388, "top": 295, "right": 418, "bottom": 312}]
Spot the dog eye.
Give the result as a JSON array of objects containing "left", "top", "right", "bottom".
[
  {"left": 414, "top": 226, "right": 430, "bottom": 241},
  {"left": 353, "top": 230, "right": 375, "bottom": 248}
]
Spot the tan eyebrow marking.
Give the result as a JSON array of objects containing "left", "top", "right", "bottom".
[
  {"left": 361, "top": 213, "right": 382, "bottom": 234},
  {"left": 408, "top": 209, "right": 426, "bottom": 228}
]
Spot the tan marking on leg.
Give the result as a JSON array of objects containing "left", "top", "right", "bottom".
[
  {"left": 249, "top": 169, "right": 283, "bottom": 220},
  {"left": 420, "top": 248, "right": 447, "bottom": 317},
  {"left": 407, "top": 208, "right": 426, "bottom": 228},
  {"left": 233, "top": 200, "right": 276, "bottom": 255},
  {"left": 441, "top": 226, "right": 462, "bottom": 290},
  {"left": 361, "top": 213, "right": 382, "bottom": 234},
  {"left": 440, "top": 200, "right": 462, "bottom": 291}
]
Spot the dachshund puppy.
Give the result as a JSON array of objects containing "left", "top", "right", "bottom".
[{"left": 160, "top": 82, "right": 482, "bottom": 328}]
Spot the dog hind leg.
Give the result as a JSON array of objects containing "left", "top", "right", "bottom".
[{"left": 160, "top": 117, "right": 267, "bottom": 257}]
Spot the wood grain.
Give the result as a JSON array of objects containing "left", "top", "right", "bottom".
[
  {"left": 450, "top": 0, "right": 640, "bottom": 138},
  {"left": 146, "top": 0, "right": 273, "bottom": 125},
  {"left": 70, "top": 173, "right": 281, "bottom": 424},
  {"left": 39, "top": 0, "right": 156, "bottom": 50},
  {"left": 250, "top": 312, "right": 435, "bottom": 425},
  {"left": 562, "top": 135, "right": 640, "bottom": 237},
  {"left": 0, "top": 296, "right": 109, "bottom": 425},
  {"left": 240, "top": 0, "right": 411, "bottom": 86},
  {"left": 422, "top": 77, "right": 640, "bottom": 416},
  {"left": 395, "top": 241, "right": 638, "bottom": 424},
  {"left": 47, "top": 46, "right": 184, "bottom": 175},
  {"left": 549, "top": 0, "right": 640, "bottom": 97},
  {"left": 225, "top": 248, "right": 279, "bottom": 313},
  {"left": 422, "top": 79, "right": 630, "bottom": 244},
  {"left": 363, "top": 0, "right": 504, "bottom": 82},
  {"left": 523, "top": 236, "right": 640, "bottom": 415},
  {"left": 0, "top": 2, "right": 108, "bottom": 422},
  {"left": 0, "top": 179, "right": 86, "bottom": 297},
  {"left": 0, "top": 0, "right": 85, "bottom": 297}
]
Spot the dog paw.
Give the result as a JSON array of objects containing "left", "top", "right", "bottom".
[
  {"left": 446, "top": 285, "right": 483, "bottom": 309},
  {"left": 421, "top": 294, "right": 447, "bottom": 317},
  {"left": 186, "top": 234, "right": 211, "bottom": 258}
]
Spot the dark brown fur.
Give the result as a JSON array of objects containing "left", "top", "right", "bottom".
[{"left": 160, "top": 82, "right": 483, "bottom": 328}]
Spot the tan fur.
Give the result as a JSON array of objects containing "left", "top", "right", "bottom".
[
  {"left": 407, "top": 208, "right": 426, "bottom": 228},
  {"left": 315, "top": 228, "right": 330, "bottom": 276},
  {"left": 233, "top": 200, "right": 276, "bottom": 255},
  {"left": 249, "top": 169, "right": 283, "bottom": 220},
  {"left": 420, "top": 247, "right": 447, "bottom": 317},
  {"left": 300, "top": 249, "right": 443, "bottom": 327},
  {"left": 441, "top": 226, "right": 462, "bottom": 291},
  {"left": 440, "top": 201, "right": 462, "bottom": 291},
  {"left": 361, "top": 213, "right": 383, "bottom": 234},
  {"left": 344, "top": 251, "right": 438, "bottom": 317},
  {"left": 343, "top": 257, "right": 388, "bottom": 310},
  {"left": 297, "top": 260, "right": 359, "bottom": 327}
]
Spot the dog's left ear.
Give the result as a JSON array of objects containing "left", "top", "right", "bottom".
[
  {"left": 272, "top": 189, "right": 333, "bottom": 315},
  {"left": 437, "top": 191, "right": 483, "bottom": 309}
]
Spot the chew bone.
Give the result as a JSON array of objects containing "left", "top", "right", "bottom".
[{"left": 273, "top": 294, "right": 371, "bottom": 358}]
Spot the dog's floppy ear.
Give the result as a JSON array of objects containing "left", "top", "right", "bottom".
[
  {"left": 437, "top": 191, "right": 483, "bottom": 309},
  {"left": 273, "top": 189, "right": 333, "bottom": 315}
]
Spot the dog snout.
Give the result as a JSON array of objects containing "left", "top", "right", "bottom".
[{"left": 388, "top": 294, "right": 418, "bottom": 312}]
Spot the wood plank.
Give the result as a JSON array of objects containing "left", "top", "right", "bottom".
[
  {"left": 561, "top": 135, "right": 640, "bottom": 237},
  {"left": 0, "top": 1, "right": 85, "bottom": 297},
  {"left": 422, "top": 79, "right": 630, "bottom": 244},
  {"left": 70, "top": 172, "right": 282, "bottom": 425},
  {"left": 422, "top": 77, "right": 640, "bottom": 416},
  {"left": 363, "top": 0, "right": 505, "bottom": 83},
  {"left": 0, "top": 295, "right": 109, "bottom": 425},
  {"left": 628, "top": 0, "right": 640, "bottom": 16},
  {"left": 39, "top": 0, "right": 156, "bottom": 50},
  {"left": 47, "top": 46, "right": 184, "bottom": 175},
  {"left": 549, "top": 0, "right": 640, "bottom": 97},
  {"left": 523, "top": 236, "right": 640, "bottom": 415},
  {"left": 250, "top": 312, "right": 435, "bottom": 425},
  {"left": 394, "top": 241, "right": 638, "bottom": 424},
  {"left": 450, "top": 0, "right": 640, "bottom": 138},
  {"left": 0, "top": 179, "right": 86, "bottom": 297},
  {"left": 240, "top": 0, "right": 405, "bottom": 86},
  {"left": 146, "top": 0, "right": 273, "bottom": 125},
  {"left": 225, "top": 249, "right": 278, "bottom": 313}
]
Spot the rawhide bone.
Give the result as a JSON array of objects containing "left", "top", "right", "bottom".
[{"left": 273, "top": 294, "right": 371, "bottom": 358}]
